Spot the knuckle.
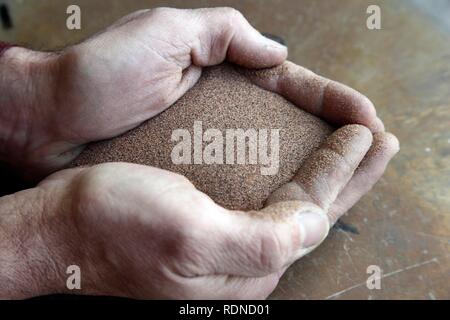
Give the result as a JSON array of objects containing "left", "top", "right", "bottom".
[
  {"left": 166, "top": 197, "right": 219, "bottom": 276},
  {"left": 214, "top": 7, "right": 245, "bottom": 27},
  {"left": 177, "top": 217, "right": 201, "bottom": 243},
  {"left": 234, "top": 275, "right": 280, "bottom": 300},
  {"left": 224, "top": 7, "right": 244, "bottom": 19},
  {"left": 168, "top": 218, "right": 211, "bottom": 277},
  {"left": 169, "top": 201, "right": 209, "bottom": 252},
  {"left": 148, "top": 8, "right": 186, "bottom": 29},
  {"left": 74, "top": 166, "right": 124, "bottom": 214},
  {"left": 340, "top": 124, "right": 373, "bottom": 144},
  {"left": 215, "top": 7, "right": 242, "bottom": 17},
  {"left": 77, "top": 166, "right": 110, "bottom": 200},
  {"left": 330, "top": 147, "right": 354, "bottom": 172},
  {"left": 150, "top": 7, "right": 175, "bottom": 17},
  {"left": 157, "top": 92, "right": 173, "bottom": 108},
  {"left": 257, "top": 274, "right": 280, "bottom": 299},
  {"left": 168, "top": 209, "right": 201, "bottom": 244},
  {"left": 256, "top": 230, "right": 287, "bottom": 273}
]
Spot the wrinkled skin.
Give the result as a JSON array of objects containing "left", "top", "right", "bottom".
[{"left": 0, "top": 8, "right": 398, "bottom": 299}]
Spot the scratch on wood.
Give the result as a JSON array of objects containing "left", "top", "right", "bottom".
[
  {"left": 415, "top": 231, "right": 450, "bottom": 244},
  {"left": 325, "top": 257, "right": 439, "bottom": 300},
  {"left": 334, "top": 220, "right": 360, "bottom": 235}
]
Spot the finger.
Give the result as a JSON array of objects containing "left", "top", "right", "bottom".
[
  {"left": 243, "top": 61, "right": 383, "bottom": 132},
  {"left": 190, "top": 7, "right": 287, "bottom": 68},
  {"left": 197, "top": 200, "right": 329, "bottom": 278},
  {"left": 169, "top": 65, "right": 203, "bottom": 103},
  {"left": 266, "top": 125, "right": 373, "bottom": 211},
  {"left": 183, "top": 126, "right": 371, "bottom": 278},
  {"left": 328, "top": 132, "right": 399, "bottom": 224},
  {"left": 37, "top": 166, "right": 87, "bottom": 186},
  {"left": 183, "top": 273, "right": 280, "bottom": 299}
]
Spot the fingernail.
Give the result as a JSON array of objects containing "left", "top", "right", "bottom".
[
  {"left": 261, "top": 35, "right": 287, "bottom": 51},
  {"left": 262, "top": 32, "right": 287, "bottom": 45},
  {"left": 297, "top": 211, "right": 329, "bottom": 248}
]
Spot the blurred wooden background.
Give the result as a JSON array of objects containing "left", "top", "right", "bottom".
[{"left": 0, "top": 0, "right": 449, "bottom": 299}]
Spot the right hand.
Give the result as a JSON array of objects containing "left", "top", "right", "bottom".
[
  {"left": 23, "top": 124, "right": 398, "bottom": 299},
  {"left": 2, "top": 7, "right": 383, "bottom": 182}
]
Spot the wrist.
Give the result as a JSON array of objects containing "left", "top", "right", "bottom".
[
  {"left": 0, "top": 171, "right": 90, "bottom": 298},
  {"left": 0, "top": 47, "right": 61, "bottom": 178}
]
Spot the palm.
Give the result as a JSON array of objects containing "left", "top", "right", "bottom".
[{"left": 54, "top": 17, "right": 197, "bottom": 146}]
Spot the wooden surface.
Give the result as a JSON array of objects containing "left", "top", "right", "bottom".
[{"left": 1, "top": 0, "right": 449, "bottom": 299}]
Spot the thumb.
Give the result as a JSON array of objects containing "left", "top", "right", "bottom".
[
  {"left": 189, "top": 7, "right": 288, "bottom": 68},
  {"left": 254, "top": 201, "right": 330, "bottom": 261},
  {"left": 206, "top": 200, "right": 329, "bottom": 277}
]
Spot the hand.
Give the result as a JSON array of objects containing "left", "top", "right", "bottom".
[
  {"left": 243, "top": 61, "right": 385, "bottom": 132},
  {"left": 0, "top": 125, "right": 398, "bottom": 299},
  {"left": 0, "top": 7, "right": 287, "bottom": 179},
  {"left": 1, "top": 7, "right": 383, "bottom": 180}
]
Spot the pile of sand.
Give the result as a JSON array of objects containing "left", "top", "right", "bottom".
[{"left": 72, "top": 64, "right": 333, "bottom": 210}]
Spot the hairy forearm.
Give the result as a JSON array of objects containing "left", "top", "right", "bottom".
[
  {"left": 0, "top": 188, "right": 54, "bottom": 298},
  {"left": 0, "top": 47, "right": 59, "bottom": 178},
  {"left": 0, "top": 180, "right": 82, "bottom": 299},
  {"left": 0, "top": 168, "right": 113, "bottom": 299}
]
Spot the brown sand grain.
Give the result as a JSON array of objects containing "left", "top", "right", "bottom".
[{"left": 71, "top": 64, "right": 334, "bottom": 211}]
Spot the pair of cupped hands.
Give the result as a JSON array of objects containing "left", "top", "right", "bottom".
[{"left": 2, "top": 8, "right": 398, "bottom": 299}]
